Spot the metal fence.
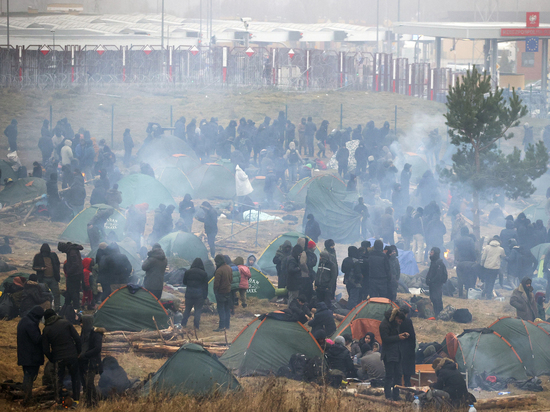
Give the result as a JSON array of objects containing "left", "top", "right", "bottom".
[{"left": 0, "top": 45, "right": 462, "bottom": 102}]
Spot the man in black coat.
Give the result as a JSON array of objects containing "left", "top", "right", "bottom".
[
  {"left": 32, "top": 243, "right": 61, "bottom": 311},
  {"left": 454, "top": 226, "right": 477, "bottom": 298},
  {"left": 326, "top": 335, "right": 357, "bottom": 379},
  {"left": 379, "top": 308, "right": 408, "bottom": 400},
  {"left": 102, "top": 243, "right": 132, "bottom": 291},
  {"left": 308, "top": 301, "right": 336, "bottom": 336},
  {"left": 42, "top": 308, "right": 82, "bottom": 402},
  {"left": 368, "top": 239, "right": 391, "bottom": 299},
  {"left": 57, "top": 242, "right": 84, "bottom": 310},
  {"left": 432, "top": 358, "right": 471, "bottom": 407},
  {"left": 399, "top": 307, "right": 417, "bottom": 387},
  {"left": 426, "top": 247, "right": 447, "bottom": 316},
  {"left": 182, "top": 258, "right": 209, "bottom": 329},
  {"left": 286, "top": 245, "right": 303, "bottom": 306},
  {"left": 304, "top": 214, "right": 321, "bottom": 243},
  {"left": 273, "top": 240, "right": 292, "bottom": 289},
  {"left": 288, "top": 294, "right": 311, "bottom": 324},
  {"left": 4, "top": 119, "right": 18, "bottom": 151},
  {"left": 197, "top": 201, "right": 218, "bottom": 258},
  {"left": 17, "top": 306, "right": 45, "bottom": 405}
]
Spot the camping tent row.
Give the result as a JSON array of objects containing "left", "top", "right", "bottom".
[{"left": 453, "top": 317, "right": 550, "bottom": 386}]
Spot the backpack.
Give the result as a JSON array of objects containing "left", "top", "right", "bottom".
[
  {"left": 288, "top": 149, "right": 299, "bottom": 164},
  {"left": 453, "top": 308, "right": 472, "bottom": 323},
  {"left": 0, "top": 293, "right": 18, "bottom": 320},
  {"left": 414, "top": 297, "right": 435, "bottom": 319},
  {"left": 289, "top": 353, "right": 308, "bottom": 381},
  {"left": 436, "top": 305, "right": 456, "bottom": 321},
  {"left": 303, "top": 356, "right": 324, "bottom": 382}
]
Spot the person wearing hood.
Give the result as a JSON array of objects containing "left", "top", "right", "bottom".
[
  {"left": 33, "top": 243, "right": 61, "bottom": 311},
  {"left": 182, "top": 258, "right": 208, "bottom": 329},
  {"left": 304, "top": 214, "right": 321, "bottom": 243},
  {"left": 323, "top": 239, "right": 338, "bottom": 275},
  {"left": 387, "top": 246, "right": 400, "bottom": 302},
  {"left": 246, "top": 253, "right": 260, "bottom": 270},
  {"left": 79, "top": 315, "right": 105, "bottom": 407},
  {"left": 341, "top": 246, "right": 363, "bottom": 309},
  {"left": 99, "top": 243, "right": 132, "bottom": 298},
  {"left": 286, "top": 141, "right": 302, "bottom": 182},
  {"left": 431, "top": 358, "right": 471, "bottom": 407},
  {"left": 308, "top": 301, "right": 336, "bottom": 336},
  {"left": 42, "top": 308, "right": 82, "bottom": 403},
  {"left": 213, "top": 254, "right": 232, "bottom": 331},
  {"left": 142, "top": 243, "right": 168, "bottom": 300},
  {"left": 335, "top": 143, "right": 349, "bottom": 178},
  {"left": 315, "top": 251, "right": 338, "bottom": 307},
  {"left": 20, "top": 274, "right": 52, "bottom": 317},
  {"left": 58, "top": 241, "right": 84, "bottom": 310},
  {"left": 81, "top": 258, "right": 94, "bottom": 310},
  {"left": 197, "top": 201, "right": 218, "bottom": 258},
  {"left": 510, "top": 277, "right": 538, "bottom": 321},
  {"left": 379, "top": 308, "right": 408, "bottom": 401},
  {"left": 286, "top": 244, "right": 303, "bottom": 306},
  {"left": 399, "top": 307, "right": 416, "bottom": 387},
  {"left": 369, "top": 240, "right": 391, "bottom": 299},
  {"left": 354, "top": 197, "right": 370, "bottom": 240},
  {"left": 358, "top": 342, "right": 385, "bottom": 381},
  {"left": 4, "top": 119, "right": 18, "bottom": 151},
  {"left": 87, "top": 208, "right": 113, "bottom": 251},
  {"left": 273, "top": 240, "right": 292, "bottom": 289},
  {"left": 178, "top": 194, "right": 195, "bottom": 233},
  {"left": 98, "top": 356, "right": 131, "bottom": 398},
  {"left": 507, "top": 240, "right": 537, "bottom": 285},
  {"left": 60, "top": 139, "right": 74, "bottom": 166},
  {"left": 536, "top": 292, "right": 546, "bottom": 321},
  {"left": 400, "top": 206, "right": 414, "bottom": 251},
  {"left": 499, "top": 219, "right": 517, "bottom": 256},
  {"left": 480, "top": 237, "right": 505, "bottom": 299},
  {"left": 17, "top": 306, "right": 44, "bottom": 406},
  {"left": 325, "top": 335, "right": 357, "bottom": 382},
  {"left": 233, "top": 257, "right": 251, "bottom": 308},
  {"left": 426, "top": 247, "right": 447, "bottom": 316}
]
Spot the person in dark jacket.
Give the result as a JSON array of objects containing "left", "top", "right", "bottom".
[
  {"left": 454, "top": 226, "right": 477, "bottom": 298},
  {"left": 90, "top": 180, "right": 107, "bottom": 206},
  {"left": 197, "top": 201, "right": 218, "bottom": 258},
  {"left": 341, "top": 246, "right": 363, "bottom": 309},
  {"left": 431, "top": 358, "right": 471, "bottom": 407},
  {"left": 178, "top": 194, "right": 195, "bottom": 232},
  {"left": 308, "top": 301, "right": 336, "bottom": 336},
  {"left": 354, "top": 197, "right": 371, "bottom": 241},
  {"left": 63, "top": 175, "right": 86, "bottom": 215},
  {"left": 288, "top": 294, "right": 312, "bottom": 323},
  {"left": 499, "top": 219, "right": 517, "bottom": 256},
  {"left": 369, "top": 240, "right": 391, "bottom": 299},
  {"left": 507, "top": 241, "right": 537, "bottom": 285},
  {"left": 379, "top": 308, "right": 408, "bottom": 400},
  {"left": 378, "top": 208, "right": 395, "bottom": 245},
  {"left": 326, "top": 335, "right": 357, "bottom": 379},
  {"left": 42, "top": 308, "right": 82, "bottom": 402},
  {"left": 142, "top": 244, "right": 167, "bottom": 300},
  {"left": 32, "top": 243, "right": 61, "bottom": 311},
  {"left": 19, "top": 274, "right": 52, "bottom": 317},
  {"left": 315, "top": 251, "right": 338, "bottom": 306},
  {"left": 399, "top": 307, "right": 416, "bottom": 387},
  {"left": 304, "top": 214, "right": 321, "bottom": 243},
  {"left": 273, "top": 240, "right": 292, "bottom": 289},
  {"left": 79, "top": 316, "right": 104, "bottom": 407},
  {"left": 57, "top": 242, "right": 84, "bottom": 310},
  {"left": 182, "top": 258, "right": 208, "bottom": 329},
  {"left": 213, "top": 254, "right": 232, "bottom": 331},
  {"left": 286, "top": 244, "right": 303, "bottom": 305},
  {"left": 510, "top": 277, "right": 538, "bottom": 321},
  {"left": 17, "top": 305, "right": 45, "bottom": 405},
  {"left": 101, "top": 243, "right": 132, "bottom": 291},
  {"left": 98, "top": 356, "right": 131, "bottom": 398},
  {"left": 426, "top": 247, "right": 447, "bottom": 316},
  {"left": 4, "top": 119, "right": 18, "bottom": 151},
  {"left": 400, "top": 206, "right": 414, "bottom": 251}
]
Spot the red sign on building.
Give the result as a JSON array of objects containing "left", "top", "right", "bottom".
[{"left": 526, "top": 12, "right": 540, "bottom": 28}]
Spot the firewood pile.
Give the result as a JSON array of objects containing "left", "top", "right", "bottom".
[{"left": 102, "top": 328, "right": 229, "bottom": 357}]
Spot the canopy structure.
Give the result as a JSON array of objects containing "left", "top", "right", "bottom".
[
  {"left": 137, "top": 135, "right": 198, "bottom": 166},
  {"left": 332, "top": 298, "right": 398, "bottom": 342},
  {"left": 0, "top": 177, "right": 46, "bottom": 206},
  {"left": 164, "top": 154, "right": 201, "bottom": 174},
  {"left": 207, "top": 267, "right": 276, "bottom": 303},
  {"left": 455, "top": 328, "right": 528, "bottom": 386},
  {"left": 94, "top": 285, "right": 169, "bottom": 331},
  {"left": 256, "top": 231, "right": 319, "bottom": 277},
  {"left": 304, "top": 177, "right": 361, "bottom": 243},
  {"left": 117, "top": 173, "right": 176, "bottom": 209},
  {"left": 488, "top": 317, "right": 550, "bottom": 377},
  {"left": 219, "top": 315, "right": 323, "bottom": 376},
  {"left": 287, "top": 175, "right": 347, "bottom": 206},
  {"left": 60, "top": 204, "right": 125, "bottom": 244},
  {"left": 189, "top": 163, "right": 236, "bottom": 199},
  {"left": 142, "top": 343, "right": 241, "bottom": 396},
  {"left": 155, "top": 166, "right": 194, "bottom": 198},
  {"left": 0, "top": 160, "right": 18, "bottom": 184}
]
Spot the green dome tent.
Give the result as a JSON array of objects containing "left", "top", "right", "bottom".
[
  {"left": 256, "top": 231, "right": 320, "bottom": 278},
  {"left": 164, "top": 154, "right": 201, "bottom": 175},
  {"left": 94, "top": 285, "right": 169, "bottom": 332},
  {"left": 155, "top": 166, "right": 194, "bottom": 198},
  {"left": 189, "top": 163, "right": 235, "bottom": 199},
  {"left": 207, "top": 267, "right": 276, "bottom": 303},
  {"left": 332, "top": 298, "right": 398, "bottom": 343},
  {"left": 304, "top": 177, "right": 361, "bottom": 243},
  {"left": 117, "top": 173, "right": 176, "bottom": 209},
  {"left": 0, "top": 160, "right": 18, "bottom": 184},
  {"left": 137, "top": 135, "right": 198, "bottom": 165},
  {"left": 488, "top": 317, "right": 550, "bottom": 377},
  {"left": 60, "top": 204, "right": 126, "bottom": 244},
  {"left": 216, "top": 158, "right": 236, "bottom": 172},
  {"left": 287, "top": 175, "right": 347, "bottom": 206},
  {"left": 158, "top": 231, "right": 214, "bottom": 276},
  {"left": 0, "top": 273, "right": 31, "bottom": 292},
  {"left": 219, "top": 316, "right": 323, "bottom": 376},
  {"left": 455, "top": 328, "right": 529, "bottom": 386},
  {"left": 531, "top": 243, "right": 550, "bottom": 262},
  {"left": 249, "top": 176, "right": 285, "bottom": 204},
  {"left": 143, "top": 343, "right": 241, "bottom": 396},
  {"left": 0, "top": 177, "right": 46, "bottom": 206}
]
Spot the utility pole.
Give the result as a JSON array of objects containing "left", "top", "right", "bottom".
[
  {"left": 376, "top": 0, "right": 379, "bottom": 52},
  {"left": 161, "top": 0, "right": 164, "bottom": 49},
  {"left": 6, "top": 0, "right": 9, "bottom": 47},
  {"left": 397, "top": 0, "right": 401, "bottom": 58}
]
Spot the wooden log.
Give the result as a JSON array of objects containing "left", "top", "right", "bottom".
[
  {"left": 475, "top": 394, "right": 536, "bottom": 410},
  {"left": 343, "top": 391, "right": 402, "bottom": 406}
]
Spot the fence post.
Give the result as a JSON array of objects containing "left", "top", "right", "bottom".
[
  {"left": 285, "top": 104, "right": 288, "bottom": 121},
  {"left": 170, "top": 105, "right": 173, "bottom": 127},
  {"left": 394, "top": 105, "right": 397, "bottom": 135},
  {"left": 340, "top": 103, "right": 343, "bottom": 129},
  {"left": 49, "top": 105, "right": 52, "bottom": 132},
  {"left": 111, "top": 104, "right": 114, "bottom": 149}
]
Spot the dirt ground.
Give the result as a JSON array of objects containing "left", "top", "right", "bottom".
[{"left": 0, "top": 88, "right": 550, "bottom": 410}]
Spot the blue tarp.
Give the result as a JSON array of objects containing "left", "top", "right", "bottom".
[{"left": 366, "top": 238, "right": 419, "bottom": 276}]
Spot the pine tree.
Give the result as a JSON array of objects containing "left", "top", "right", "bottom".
[{"left": 443, "top": 67, "right": 548, "bottom": 239}]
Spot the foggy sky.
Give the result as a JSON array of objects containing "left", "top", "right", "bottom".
[{"left": 4, "top": 0, "right": 550, "bottom": 25}]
